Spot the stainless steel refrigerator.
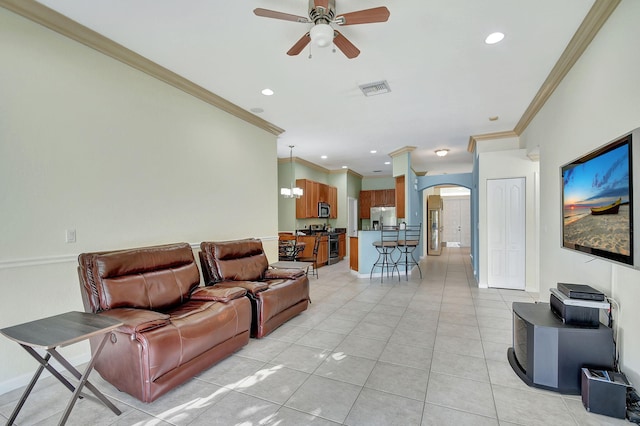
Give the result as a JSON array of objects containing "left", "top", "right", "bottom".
[{"left": 370, "top": 207, "right": 397, "bottom": 230}]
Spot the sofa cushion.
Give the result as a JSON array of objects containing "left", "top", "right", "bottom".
[
  {"left": 264, "top": 268, "right": 305, "bottom": 280},
  {"left": 191, "top": 286, "right": 247, "bottom": 302},
  {"left": 214, "top": 280, "right": 269, "bottom": 296},
  {"left": 79, "top": 243, "right": 200, "bottom": 311},
  {"left": 99, "top": 308, "right": 171, "bottom": 334},
  {"left": 200, "top": 239, "right": 269, "bottom": 282}
]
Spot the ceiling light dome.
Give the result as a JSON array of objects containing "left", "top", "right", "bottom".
[
  {"left": 435, "top": 149, "right": 449, "bottom": 157},
  {"left": 310, "top": 24, "right": 334, "bottom": 47},
  {"left": 485, "top": 32, "right": 505, "bottom": 44}
]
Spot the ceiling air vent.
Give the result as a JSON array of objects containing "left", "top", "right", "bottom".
[{"left": 359, "top": 80, "right": 391, "bottom": 97}]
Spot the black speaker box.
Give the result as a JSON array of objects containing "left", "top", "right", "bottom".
[{"left": 581, "top": 368, "right": 630, "bottom": 419}]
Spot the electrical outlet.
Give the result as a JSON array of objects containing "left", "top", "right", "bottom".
[{"left": 65, "top": 229, "right": 76, "bottom": 243}]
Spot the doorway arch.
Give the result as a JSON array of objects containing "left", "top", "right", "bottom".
[{"left": 416, "top": 173, "right": 477, "bottom": 282}]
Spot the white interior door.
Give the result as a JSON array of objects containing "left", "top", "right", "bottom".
[
  {"left": 442, "top": 198, "right": 460, "bottom": 245},
  {"left": 442, "top": 196, "right": 471, "bottom": 247},
  {"left": 487, "top": 178, "right": 525, "bottom": 289},
  {"left": 348, "top": 197, "right": 358, "bottom": 237}
]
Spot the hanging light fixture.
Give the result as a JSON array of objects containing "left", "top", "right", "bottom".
[
  {"left": 281, "top": 145, "right": 304, "bottom": 198},
  {"left": 310, "top": 23, "right": 334, "bottom": 48}
]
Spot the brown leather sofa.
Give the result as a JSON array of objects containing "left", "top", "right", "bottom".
[
  {"left": 199, "top": 238, "right": 310, "bottom": 338},
  {"left": 77, "top": 242, "right": 251, "bottom": 402}
]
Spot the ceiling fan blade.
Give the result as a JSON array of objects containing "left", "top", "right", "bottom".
[
  {"left": 335, "top": 6, "right": 390, "bottom": 25},
  {"left": 333, "top": 31, "right": 360, "bottom": 59},
  {"left": 287, "top": 33, "right": 311, "bottom": 56},
  {"left": 254, "top": 8, "right": 310, "bottom": 23},
  {"left": 314, "top": 0, "right": 329, "bottom": 11}
]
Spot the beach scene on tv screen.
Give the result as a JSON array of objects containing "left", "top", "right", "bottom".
[{"left": 563, "top": 142, "right": 631, "bottom": 257}]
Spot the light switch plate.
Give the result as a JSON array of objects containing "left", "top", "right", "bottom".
[{"left": 65, "top": 229, "right": 76, "bottom": 243}]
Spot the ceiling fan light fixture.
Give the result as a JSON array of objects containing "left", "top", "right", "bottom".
[{"left": 310, "top": 23, "right": 334, "bottom": 47}]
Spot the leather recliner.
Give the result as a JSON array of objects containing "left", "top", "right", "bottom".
[
  {"left": 199, "top": 238, "right": 310, "bottom": 338},
  {"left": 77, "top": 242, "right": 251, "bottom": 402}
]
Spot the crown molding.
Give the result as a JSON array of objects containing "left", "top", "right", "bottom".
[
  {"left": 287, "top": 157, "right": 331, "bottom": 174},
  {"left": 467, "top": 131, "right": 518, "bottom": 153},
  {"left": 0, "top": 0, "right": 284, "bottom": 136},
  {"left": 513, "top": 0, "right": 620, "bottom": 135},
  {"left": 7, "top": 0, "right": 618, "bottom": 162},
  {"left": 328, "top": 168, "right": 364, "bottom": 179},
  {"left": 278, "top": 156, "right": 363, "bottom": 177},
  {"left": 388, "top": 146, "right": 417, "bottom": 158},
  {"left": 468, "top": 0, "right": 619, "bottom": 154},
  {"left": 346, "top": 169, "right": 364, "bottom": 179}
]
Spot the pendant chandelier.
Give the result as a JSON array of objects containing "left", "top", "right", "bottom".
[{"left": 281, "top": 145, "right": 303, "bottom": 198}]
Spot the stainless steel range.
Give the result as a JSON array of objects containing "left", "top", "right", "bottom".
[{"left": 327, "top": 232, "right": 340, "bottom": 265}]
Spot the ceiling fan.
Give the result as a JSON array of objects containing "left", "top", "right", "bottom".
[{"left": 254, "top": 0, "right": 390, "bottom": 59}]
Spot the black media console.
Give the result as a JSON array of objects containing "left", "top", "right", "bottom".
[{"left": 508, "top": 302, "right": 614, "bottom": 395}]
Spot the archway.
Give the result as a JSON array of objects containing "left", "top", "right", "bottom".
[{"left": 415, "top": 173, "right": 477, "bottom": 280}]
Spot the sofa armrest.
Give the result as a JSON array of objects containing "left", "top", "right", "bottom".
[
  {"left": 98, "top": 308, "right": 170, "bottom": 334},
  {"left": 191, "top": 286, "right": 247, "bottom": 303},
  {"left": 213, "top": 280, "right": 269, "bottom": 295},
  {"left": 265, "top": 268, "right": 305, "bottom": 280}
]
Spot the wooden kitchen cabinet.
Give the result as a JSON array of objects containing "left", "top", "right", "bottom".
[
  {"left": 359, "top": 190, "right": 372, "bottom": 219},
  {"left": 329, "top": 186, "right": 338, "bottom": 218},
  {"left": 338, "top": 233, "right": 346, "bottom": 259},
  {"left": 359, "top": 189, "right": 395, "bottom": 218},
  {"left": 318, "top": 183, "right": 329, "bottom": 203},
  {"left": 349, "top": 237, "right": 358, "bottom": 271},
  {"left": 395, "top": 175, "right": 405, "bottom": 219},
  {"left": 295, "top": 179, "right": 338, "bottom": 219},
  {"left": 297, "top": 235, "right": 328, "bottom": 267},
  {"left": 307, "top": 180, "right": 319, "bottom": 217},
  {"left": 317, "top": 236, "right": 328, "bottom": 266},
  {"left": 295, "top": 179, "right": 313, "bottom": 218},
  {"left": 377, "top": 189, "right": 396, "bottom": 207}
]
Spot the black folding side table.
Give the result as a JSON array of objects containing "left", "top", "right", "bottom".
[{"left": 1, "top": 311, "right": 123, "bottom": 425}]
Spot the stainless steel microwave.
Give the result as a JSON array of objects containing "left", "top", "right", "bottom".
[{"left": 318, "top": 202, "right": 330, "bottom": 218}]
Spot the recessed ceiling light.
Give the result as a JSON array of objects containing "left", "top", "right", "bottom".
[
  {"left": 435, "top": 149, "right": 449, "bottom": 157},
  {"left": 342, "top": 165, "right": 348, "bottom": 169},
  {"left": 261, "top": 88, "right": 274, "bottom": 96},
  {"left": 384, "top": 161, "right": 391, "bottom": 165},
  {"left": 485, "top": 32, "right": 504, "bottom": 44},
  {"left": 370, "top": 150, "right": 377, "bottom": 154},
  {"left": 250, "top": 107, "right": 264, "bottom": 113},
  {"left": 489, "top": 116, "right": 499, "bottom": 121},
  {"left": 321, "top": 155, "right": 327, "bottom": 159}
]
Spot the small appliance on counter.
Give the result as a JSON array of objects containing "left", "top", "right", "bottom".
[{"left": 309, "top": 224, "right": 326, "bottom": 234}]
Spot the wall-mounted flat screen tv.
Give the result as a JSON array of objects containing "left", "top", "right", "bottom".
[{"left": 561, "top": 134, "right": 633, "bottom": 265}]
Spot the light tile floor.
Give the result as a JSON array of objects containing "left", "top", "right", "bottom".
[{"left": 0, "top": 247, "right": 631, "bottom": 425}]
